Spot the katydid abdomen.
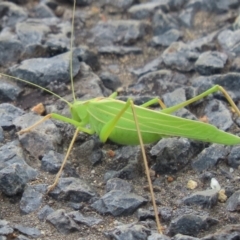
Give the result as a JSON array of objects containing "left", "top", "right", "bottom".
[{"left": 87, "top": 99, "right": 240, "bottom": 146}]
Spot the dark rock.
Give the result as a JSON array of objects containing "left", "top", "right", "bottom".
[
  {"left": 0, "top": 127, "right": 3, "bottom": 142},
  {"left": 8, "top": 50, "right": 80, "bottom": 88},
  {"left": 13, "top": 112, "right": 62, "bottom": 158},
  {"left": 16, "top": 19, "right": 51, "bottom": 46},
  {"left": 48, "top": 177, "right": 97, "bottom": 202},
  {"left": 0, "top": 141, "right": 31, "bottom": 170},
  {"left": 218, "top": 29, "right": 240, "bottom": 55},
  {"left": 211, "top": 72, "right": 240, "bottom": 101},
  {"left": 152, "top": 9, "right": 179, "bottom": 36},
  {"left": 104, "top": 146, "right": 141, "bottom": 181},
  {"left": 0, "top": 2, "right": 28, "bottom": 27},
  {"left": 90, "top": 148, "right": 103, "bottom": 165},
  {"left": 67, "top": 202, "right": 83, "bottom": 210},
  {"left": 133, "top": 69, "right": 188, "bottom": 96},
  {"left": 168, "top": 214, "right": 218, "bottom": 237},
  {"left": 99, "top": 0, "right": 136, "bottom": 11},
  {"left": 74, "top": 0, "right": 93, "bottom": 7},
  {"left": 130, "top": 57, "right": 162, "bottom": 77},
  {"left": 14, "top": 224, "right": 42, "bottom": 238},
  {"left": 203, "top": 99, "right": 233, "bottom": 131},
  {"left": 0, "top": 34, "right": 24, "bottom": 66},
  {"left": 230, "top": 57, "right": 240, "bottom": 72},
  {"left": 15, "top": 235, "right": 30, "bottom": 240},
  {"left": 20, "top": 184, "right": 47, "bottom": 214},
  {"left": 192, "top": 72, "right": 240, "bottom": 102},
  {"left": 148, "top": 233, "right": 171, "bottom": 240},
  {"left": 74, "top": 46, "right": 100, "bottom": 71},
  {"left": 106, "top": 178, "right": 133, "bottom": 193},
  {"left": 0, "top": 220, "right": 13, "bottom": 235},
  {"left": 0, "top": 141, "right": 38, "bottom": 194},
  {"left": 172, "top": 234, "right": 200, "bottom": 240},
  {"left": 99, "top": 72, "right": 121, "bottom": 91},
  {"left": 41, "top": 151, "right": 64, "bottom": 173},
  {"left": 151, "top": 138, "right": 193, "bottom": 174},
  {"left": 0, "top": 163, "right": 37, "bottom": 196},
  {"left": 174, "top": 108, "right": 198, "bottom": 121},
  {"left": 0, "top": 80, "right": 23, "bottom": 101},
  {"left": 137, "top": 207, "right": 172, "bottom": 222},
  {"left": 151, "top": 29, "right": 182, "bottom": 47},
  {"left": 183, "top": 189, "right": 219, "bottom": 208},
  {"left": 162, "top": 88, "right": 186, "bottom": 108},
  {"left": 178, "top": 7, "right": 196, "bottom": 28},
  {"left": 0, "top": 103, "right": 24, "bottom": 128},
  {"left": 162, "top": 42, "right": 199, "bottom": 72},
  {"left": 168, "top": 0, "right": 187, "bottom": 11},
  {"left": 201, "top": 224, "right": 240, "bottom": 240},
  {"left": 227, "top": 146, "right": 240, "bottom": 168},
  {"left": 46, "top": 209, "right": 80, "bottom": 234},
  {"left": 90, "top": 20, "right": 149, "bottom": 46},
  {"left": 104, "top": 223, "right": 151, "bottom": 240},
  {"left": 68, "top": 211, "right": 102, "bottom": 227},
  {"left": 199, "top": 172, "right": 215, "bottom": 183},
  {"left": 98, "top": 45, "right": 142, "bottom": 55},
  {"left": 75, "top": 139, "right": 98, "bottom": 163},
  {"left": 188, "top": 32, "right": 218, "bottom": 51},
  {"left": 192, "top": 144, "right": 228, "bottom": 172},
  {"left": 91, "top": 190, "right": 147, "bottom": 216},
  {"left": 33, "top": 3, "right": 55, "bottom": 18},
  {"left": 195, "top": 51, "right": 228, "bottom": 75},
  {"left": 128, "top": 2, "right": 169, "bottom": 20},
  {"left": 226, "top": 190, "right": 240, "bottom": 211},
  {"left": 38, "top": 205, "right": 54, "bottom": 220}
]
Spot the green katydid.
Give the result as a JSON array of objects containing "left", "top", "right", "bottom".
[{"left": 2, "top": 0, "right": 240, "bottom": 235}]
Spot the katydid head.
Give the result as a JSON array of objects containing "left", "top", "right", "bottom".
[
  {"left": 70, "top": 97, "right": 100, "bottom": 123},
  {"left": 70, "top": 99, "right": 91, "bottom": 123}
]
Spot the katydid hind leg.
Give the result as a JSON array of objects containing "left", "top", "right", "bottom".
[
  {"left": 100, "top": 98, "right": 163, "bottom": 233},
  {"left": 140, "top": 97, "right": 166, "bottom": 109},
  {"left": 130, "top": 100, "right": 163, "bottom": 234},
  {"left": 161, "top": 85, "right": 240, "bottom": 115}
]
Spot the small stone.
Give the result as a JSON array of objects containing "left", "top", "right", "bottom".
[
  {"left": 104, "top": 223, "right": 151, "bottom": 240},
  {"left": 38, "top": 205, "right": 54, "bottom": 220},
  {"left": 48, "top": 177, "right": 97, "bottom": 203},
  {"left": 218, "top": 189, "right": 227, "bottom": 203},
  {"left": 195, "top": 51, "right": 228, "bottom": 75},
  {"left": 106, "top": 178, "right": 133, "bottom": 193},
  {"left": 20, "top": 184, "right": 47, "bottom": 214},
  {"left": 183, "top": 189, "right": 219, "bottom": 208},
  {"left": 46, "top": 209, "right": 80, "bottom": 234},
  {"left": 226, "top": 190, "right": 240, "bottom": 211},
  {"left": 0, "top": 103, "right": 24, "bottom": 128},
  {"left": 68, "top": 211, "right": 102, "bottom": 227},
  {"left": 0, "top": 220, "right": 13, "bottom": 235},
  {"left": 91, "top": 190, "right": 147, "bottom": 216},
  {"left": 172, "top": 234, "right": 200, "bottom": 240},
  {"left": 187, "top": 180, "right": 198, "bottom": 190},
  {"left": 14, "top": 225, "right": 42, "bottom": 238},
  {"left": 168, "top": 214, "right": 218, "bottom": 237},
  {"left": 210, "top": 178, "right": 221, "bottom": 191},
  {"left": 192, "top": 145, "right": 228, "bottom": 172}
]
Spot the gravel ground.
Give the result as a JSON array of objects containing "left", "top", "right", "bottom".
[{"left": 1, "top": 0, "right": 240, "bottom": 240}]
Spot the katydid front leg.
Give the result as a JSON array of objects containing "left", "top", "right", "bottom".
[
  {"left": 19, "top": 113, "right": 94, "bottom": 135},
  {"left": 161, "top": 85, "right": 240, "bottom": 115},
  {"left": 17, "top": 113, "right": 95, "bottom": 192}
]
